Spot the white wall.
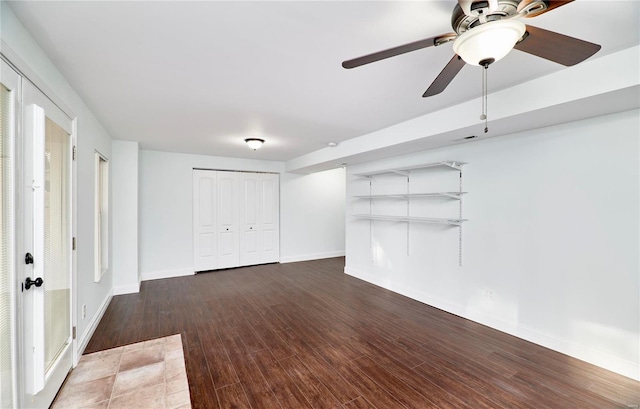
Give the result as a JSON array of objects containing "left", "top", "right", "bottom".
[
  {"left": 111, "top": 141, "right": 139, "bottom": 294},
  {"left": 139, "top": 150, "right": 347, "bottom": 280},
  {"left": 345, "top": 109, "right": 639, "bottom": 380},
  {"left": 280, "top": 168, "right": 346, "bottom": 262},
  {"left": 2, "top": 2, "right": 114, "bottom": 352}
]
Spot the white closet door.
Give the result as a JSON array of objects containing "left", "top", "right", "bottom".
[
  {"left": 193, "top": 170, "right": 217, "bottom": 272},
  {"left": 260, "top": 173, "right": 279, "bottom": 263},
  {"left": 194, "top": 170, "right": 277, "bottom": 272},
  {"left": 217, "top": 171, "right": 240, "bottom": 268},
  {"left": 239, "top": 173, "right": 261, "bottom": 266}
]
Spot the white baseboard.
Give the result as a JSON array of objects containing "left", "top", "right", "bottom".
[
  {"left": 344, "top": 266, "right": 639, "bottom": 381},
  {"left": 280, "top": 250, "right": 345, "bottom": 264},
  {"left": 77, "top": 290, "right": 112, "bottom": 357},
  {"left": 141, "top": 267, "right": 194, "bottom": 282},
  {"left": 113, "top": 281, "right": 140, "bottom": 295}
]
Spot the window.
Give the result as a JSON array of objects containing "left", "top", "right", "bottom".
[{"left": 94, "top": 152, "right": 108, "bottom": 282}]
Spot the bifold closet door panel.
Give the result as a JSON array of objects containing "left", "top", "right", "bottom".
[
  {"left": 193, "top": 170, "right": 218, "bottom": 272},
  {"left": 260, "top": 173, "right": 280, "bottom": 264},
  {"left": 194, "top": 170, "right": 279, "bottom": 271},
  {"left": 239, "top": 173, "right": 261, "bottom": 266},
  {"left": 217, "top": 171, "right": 240, "bottom": 269}
]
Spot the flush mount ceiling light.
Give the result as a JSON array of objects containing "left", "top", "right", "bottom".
[
  {"left": 244, "top": 138, "right": 264, "bottom": 150},
  {"left": 453, "top": 20, "right": 526, "bottom": 66}
]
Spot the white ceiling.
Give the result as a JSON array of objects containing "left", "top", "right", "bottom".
[{"left": 7, "top": 1, "right": 640, "bottom": 163}]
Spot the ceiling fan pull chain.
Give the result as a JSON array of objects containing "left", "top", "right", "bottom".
[
  {"left": 480, "top": 63, "right": 489, "bottom": 133},
  {"left": 484, "top": 65, "right": 488, "bottom": 133}
]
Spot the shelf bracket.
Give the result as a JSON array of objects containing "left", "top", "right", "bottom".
[
  {"left": 441, "top": 192, "right": 462, "bottom": 200},
  {"left": 440, "top": 161, "right": 464, "bottom": 171}
]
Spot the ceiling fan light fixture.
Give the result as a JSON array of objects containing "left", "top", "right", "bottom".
[
  {"left": 244, "top": 138, "right": 265, "bottom": 150},
  {"left": 453, "top": 20, "right": 526, "bottom": 66}
]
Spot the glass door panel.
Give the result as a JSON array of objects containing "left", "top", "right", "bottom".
[{"left": 43, "top": 117, "right": 70, "bottom": 373}]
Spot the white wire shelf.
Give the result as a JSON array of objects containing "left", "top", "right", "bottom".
[
  {"left": 352, "top": 192, "right": 467, "bottom": 200},
  {"left": 353, "top": 161, "right": 466, "bottom": 177},
  {"left": 351, "top": 214, "right": 468, "bottom": 226}
]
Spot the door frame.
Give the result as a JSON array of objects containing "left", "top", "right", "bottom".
[
  {"left": 1, "top": 49, "right": 78, "bottom": 408},
  {"left": 1, "top": 55, "right": 22, "bottom": 409}
]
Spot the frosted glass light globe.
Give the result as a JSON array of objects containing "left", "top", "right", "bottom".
[
  {"left": 244, "top": 138, "right": 264, "bottom": 150},
  {"left": 453, "top": 20, "right": 526, "bottom": 66}
]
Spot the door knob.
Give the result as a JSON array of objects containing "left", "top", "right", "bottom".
[
  {"left": 25, "top": 252, "right": 34, "bottom": 264},
  {"left": 25, "top": 277, "right": 44, "bottom": 290}
]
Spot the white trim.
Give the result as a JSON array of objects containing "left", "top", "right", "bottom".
[
  {"left": 280, "top": 251, "right": 345, "bottom": 264},
  {"left": 344, "top": 266, "right": 640, "bottom": 381},
  {"left": 0, "top": 41, "right": 75, "bottom": 119},
  {"left": 76, "top": 290, "right": 112, "bottom": 357},
  {"left": 112, "top": 282, "right": 140, "bottom": 296},
  {"left": 70, "top": 118, "right": 78, "bottom": 369},
  {"left": 141, "top": 268, "right": 194, "bottom": 282},
  {"left": 93, "top": 152, "right": 109, "bottom": 282}
]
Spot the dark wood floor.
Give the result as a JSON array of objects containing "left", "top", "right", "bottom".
[{"left": 85, "top": 257, "right": 639, "bottom": 409}]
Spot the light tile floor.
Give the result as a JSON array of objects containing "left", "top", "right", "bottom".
[{"left": 52, "top": 334, "right": 192, "bottom": 409}]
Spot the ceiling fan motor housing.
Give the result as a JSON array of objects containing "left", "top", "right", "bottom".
[
  {"left": 458, "top": 0, "right": 499, "bottom": 17},
  {"left": 452, "top": 0, "right": 520, "bottom": 34}
]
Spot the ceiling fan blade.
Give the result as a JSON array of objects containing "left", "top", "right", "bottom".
[
  {"left": 423, "top": 55, "right": 466, "bottom": 97},
  {"left": 514, "top": 25, "right": 601, "bottom": 66},
  {"left": 342, "top": 33, "right": 456, "bottom": 69},
  {"left": 517, "top": 0, "right": 574, "bottom": 18}
]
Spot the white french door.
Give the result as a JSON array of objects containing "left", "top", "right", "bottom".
[{"left": 20, "top": 79, "right": 73, "bottom": 409}]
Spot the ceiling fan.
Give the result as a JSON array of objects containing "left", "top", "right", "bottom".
[{"left": 342, "top": 0, "right": 601, "bottom": 98}]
